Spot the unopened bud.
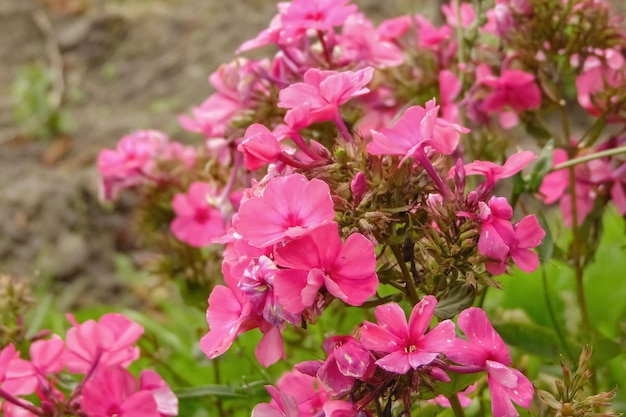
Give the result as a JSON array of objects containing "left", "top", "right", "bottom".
[{"left": 351, "top": 172, "right": 367, "bottom": 204}]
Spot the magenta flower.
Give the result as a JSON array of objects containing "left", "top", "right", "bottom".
[
  {"left": 234, "top": 174, "right": 336, "bottom": 247},
  {"left": 0, "top": 344, "right": 37, "bottom": 397},
  {"left": 30, "top": 335, "right": 65, "bottom": 375},
  {"left": 238, "top": 124, "right": 282, "bottom": 171},
  {"left": 442, "top": 2, "right": 476, "bottom": 28},
  {"left": 252, "top": 385, "right": 300, "bottom": 417},
  {"left": 273, "top": 222, "right": 378, "bottom": 313},
  {"left": 98, "top": 130, "right": 168, "bottom": 201},
  {"left": 367, "top": 99, "right": 469, "bottom": 166},
  {"left": 279, "top": 0, "right": 357, "bottom": 43},
  {"left": 338, "top": 14, "right": 404, "bottom": 68},
  {"left": 276, "top": 370, "right": 328, "bottom": 417},
  {"left": 477, "top": 65, "right": 541, "bottom": 129},
  {"left": 139, "top": 370, "right": 179, "bottom": 416},
  {"left": 477, "top": 197, "right": 545, "bottom": 275},
  {"left": 170, "top": 182, "right": 226, "bottom": 247},
  {"left": 360, "top": 297, "right": 455, "bottom": 374},
  {"left": 81, "top": 367, "right": 160, "bottom": 417},
  {"left": 462, "top": 151, "right": 537, "bottom": 184},
  {"left": 447, "top": 308, "right": 533, "bottom": 417},
  {"left": 278, "top": 67, "right": 374, "bottom": 128},
  {"left": 317, "top": 336, "right": 375, "bottom": 394},
  {"left": 64, "top": 313, "right": 143, "bottom": 374}
]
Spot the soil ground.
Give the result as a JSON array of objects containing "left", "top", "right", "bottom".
[{"left": 0, "top": 0, "right": 410, "bottom": 305}]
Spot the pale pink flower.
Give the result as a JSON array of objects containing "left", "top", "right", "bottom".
[
  {"left": 274, "top": 222, "right": 378, "bottom": 313},
  {"left": 377, "top": 16, "right": 412, "bottom": 40},
  {"left": 81, "top": 367, "right": 160, "bottom": 417},
  {"left": 339, "top": 14, "right": 404, "bottom": 68},
  {"left": 323, "top": 400, "right": 371, "bottom": 417},
  {"left": 442, "top": 2, "right": 477, "bottom": 28},
  {"left": 64, "top": 313, "right": 143, "bottom": 374},
  {"left": 430, "top": 383, "right": 477, "bottom": 408},
  {"left": 447, "top": 308, "right": 534, "bottom": 417},
  {"left": 360, "top": 297, "right": 455, "bottom": 374},
  {"left": 576, "top": 48, "right": 625, "bottom": 119},
  {"left": 238, "top": 124, "right": 282, "bottom": 171},
  {"left": 139, "top": 370, "right": 178, "bottom": 417},
  {"left": 367, "top": 99, "right": 469, "bottom": 166},
  {"left": 439, "top": 70, "right": 462, "bottom": 123},
  {"left": 3, "top": 402, "right": 37, "bottom": 417},
  {"left": 234, "top": 174, "right": 336, "bottom": 247},
  {"left": 98, "top": 130, "right": 168, "bottom": 201},
  {"left": 170, "top": 182, "right": 225, "bottom": 247},
  {"left": 278, "top": 67, "right": 374, "bottom": 128}
]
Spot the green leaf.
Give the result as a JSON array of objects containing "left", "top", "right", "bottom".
[
  {"left": 431, "top": 372, "right": 480, "bottom": 398},
  {"left": 434, "top": 285, "right": 476, "bottom": 319},
  {"left": 175, "top": 385, "right": 246, "bottom": 399}
]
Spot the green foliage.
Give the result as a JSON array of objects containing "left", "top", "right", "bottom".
[{"left": 10, "top": 63, "right": 72, "bottom": 140}]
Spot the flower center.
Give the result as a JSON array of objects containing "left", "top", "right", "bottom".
[{"left": 404, "top": 344, "right": 418, "bottom": 353}]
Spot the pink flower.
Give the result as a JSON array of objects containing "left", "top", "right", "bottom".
[
  {"left": 439, "top": 70, "right": 462, "bottom": 123},
  {"left": 461, "top": 151, "right": 537, "bottom": 184},
  {"left": 477, "top": 197, "right": 545, "bottom": 275},
  {"left": 478, "top": 65, "right": 542, "bottom": 128},
  {"left": 278, "top": 67, "right": 374, "bottom": 128},
  {"left": 0, "top": 344, "right": 37, "bottom": 397},
  {"left": 252, "top": 385, "right": 300, "bottom": 417},
  {"left": 98, "top": 130, "right": 168, "bottom": 201},
  {"left": 338, "top": 14, "right": 404, "bottom": 68},
  {"left": 274, "top": 222, "right": 378, "bottom": 313},
  {"left": 234, "top": 174, "right": 336, "bottom": 247},
  {"left": 64, "top": 313, "right": 143, "bottom": 374},
  {"left": 278, "top": 0, "right": 357, "bottom": 44},
  {"left": 323, "top": 400, "right": 371, "bottom": 417},
  {"left": 170, "top": 182, "right": 226, "bottom": 247},
  {"left": 430, "top": 383, "right": 477, "bottom": 408},
  {"left": 238, "top": 124, "right": 282, "bottom": 171},
  {"left": 367, "top": 99, "right": 469, "bottom": 166},
  {"left": 317, "top": 336, "right": 375, "bottom": 394},
  {"left": 30, "top": 335, "right": 65, "bottom": 375},
  {"left": 276, "top": 370, "right": 328, "bottom": 417},
  {"left": 360, "top": 297, "right": 455, "bottom": 374},
  {"left": 576, "top": 49, "right": 624, "bottom": 118},
  {"left": 139, "top": 370, "right": 178, "bottom": 416},
  {"left": 81, "top": 367, "right": 160, "bottom": 417},
  {"left": 447, "top": 308, "right": 533, "bottom": 417},
  {"left": 442, "top": 2, "right": 476, "bottom": 28}
]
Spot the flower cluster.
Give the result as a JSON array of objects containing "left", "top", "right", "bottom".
[
  {"left": 0, "top": 314, "right": 177, "bottom": 417},
  {"left": 254, "top": 298, "right": 533, "bottom": 417}
]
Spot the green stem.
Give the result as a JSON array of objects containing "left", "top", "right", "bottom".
[
  {"left": 542, "top": 266, "right": 574, "bottom": 362},
  {"left": 549, "top": 145, "right": 626, "bottom": 172},
  {"left": 389, "top": 244, "right": 420, "bottom": 305},
  {"left": 447, "top": 393, "right": 467, "bottom": 417}
]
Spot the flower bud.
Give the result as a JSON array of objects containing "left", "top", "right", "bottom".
[{"left": 350, "top": 172, "right": 367, "bottom": 204}]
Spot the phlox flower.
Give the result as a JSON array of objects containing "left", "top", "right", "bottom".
[
  {"left": 576, "top": 48, "right": 624, "bottom": 119},
  {"left": 278, "top": 0, "right": 357, "bottom": 44},
  {"left": 273, "top": 222, "right": 378, "bottom": 313},
  {"left": 447, "top": 308, "right": 533, "bottom": 417},
  {"left": 81, "top": 367, "right": 164, "bottom": 417},
  {"left": 234, "top": 174, "right": 336, "bottom": 247},
  {"left": 139, "top": 370, "right": 179, "bottom": 416},
  {"left": 338, "top": 14, "right": 404, "bottom": 68},
  {"left": 477, "top": 65, "right": 541, "bottom": 129},
  {"left": 64, "top": 313, "right": 143, "bottom": 374},
  {"left": 170, "top": 182, "right": 226, "bottom": 247},
  {"left": 414, "top": 15, "right": 453, "bottom": 50},
  {"left": 442, "top": 2, "right": 476, "bottom": 28},
  {"left": 30, "top": 335, "right": 65, "bottom": 375},
  {"left": 98, "top": 130, "right": 168, "bottom": 201},
  {"left": 3, "top": 402, "right": 38, "bottom": 417},
  {"left": 323, "top": 400, "right": 372, "bottom": 417},
  {"left": 278, "top": 67, "right": 374, "bottom": 128},
  {"left": 360, "top": 297, "right": 455, "bottom": 374},
  {"left": 367, "top": 99, "right": 469, "bottom": 166},
  {"left": 462, "top": 151, "right": 537, "bottom": 184},
  {"left": 439, "top": 70, "right": 462, "bottom": 123},
  {"left": 0, "top": 344, "right": 37, "bottom": 397},
  {"left": 276, "top": 370, "right": 328, "bottom": 417},
  {"left": 252, "top": 385, "right": 300, "bottom": 417},
  {"left": 477, "top": 197, "right": 545, "bottom": 275},
  {"left": 238, "top": 124, "right": 282, "bottom": 171},
  {"left": 317, "top": 336, "right": 375, "bottom": 394},
  {"left": 430, "top": 383, "right": 477, "bottom": 408}
]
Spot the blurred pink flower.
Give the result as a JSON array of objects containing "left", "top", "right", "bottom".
[
  {"left": 447, "top": 308, "right": 533, "bottom": 417},
  {"left": 442, "top": 2, "right": 476, "bottom": 28},
  {"left": 279, "top": 67, "right": 374, "bottom": 128},
  {"left": 170, "top": 182, "right": 225, "bottom": 247},
  {"left": 0, "top": 344, "right": 37, "bottom": 397},
  {"left": 30, "top": 335, "right": 65, "bottom": 375},
  {"left": 252, "top": 385, "right": 300, "bottom": 417},
  {"left": 81, "top": 367, "right": 160, "bottom": 417},
  {"left": 360, "top": 297, "right": 455, "bottom": 374},
  {"left": 64, "top": 313, "right": 143, "bottom": 374},
  {"left": 139, "top": 370, "right": 178, "bottom": 417},
  {"left": 339, "top": 14, "right": 404, "bottom": 68},
  {"left": 462, "top": 151, "right": 537, "bottom": 184}
]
